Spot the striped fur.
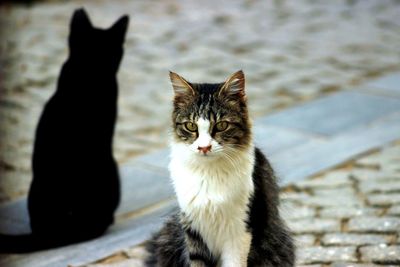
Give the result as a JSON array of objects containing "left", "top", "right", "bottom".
[{"left": 145, "top": 71, "right": 295, "bottom": 267}]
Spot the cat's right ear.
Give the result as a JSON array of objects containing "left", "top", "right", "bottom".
[
  {"left": 169, "top": 71, "right": 195, "bottom": 97},
  {"left": 70, "top": 8, "right": 92, "bottom": 32},
  {"left": 170, "top": 71, "right": 195, "bottom": 107},
  {"left": 110, "top": 15, "right": 129, "bottom": 43}
]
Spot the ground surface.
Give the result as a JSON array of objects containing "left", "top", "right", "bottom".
[
  {"left": 1, "top": 73, "right": 399, "bottom": 267},
  {"left": 1, "top": 0, "right": 400, "bottom": 202},
  {"left": 0, "top": 1, "right": 400, "bottom": 266},
  {"left": 86, "top": 142, "right": 400, "bottom": 267}
]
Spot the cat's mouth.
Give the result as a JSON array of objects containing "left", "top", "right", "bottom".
[
  {"left": 195, "top": 150, "right": 220, "bottom": 158},
  {"left": 197, "top": 152, "right": 212, "bottom": 157}
]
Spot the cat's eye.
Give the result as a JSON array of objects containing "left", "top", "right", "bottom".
[
  {"left": 215, "top": 121, "right": 229, "bottom": 132},
  {"left": 184, "top": 122, "right": 198, "bottom": 132}
]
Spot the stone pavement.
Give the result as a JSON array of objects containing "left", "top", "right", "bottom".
[
  {"left": 0, "top": 73, "right": 399, "bottom": 267},
  {"left": 284, "top": 142, "right": 400, "bottom": 266},
  {"left": 0, "top": 0, "right": 400, "bottom": 266},
  {"left": 1, "top": 0, "right": 400, "bottom": 203},
  {"left": 88, "top": 142, "right": 400, "bottom": 267}
]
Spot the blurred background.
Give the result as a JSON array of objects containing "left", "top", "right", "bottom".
[{"left": 0, "top": 0, "right": 399, "bottom": 204}]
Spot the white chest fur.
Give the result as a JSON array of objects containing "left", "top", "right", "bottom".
[{"left": 169, "top": 141, "right": 255, "bottom": 258}]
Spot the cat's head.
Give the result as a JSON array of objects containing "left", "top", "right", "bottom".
[
  {"left": 170, "top": 70, "right": 252, "bottom": 159},
  {"left": 68, "top": 8, "right": 129, "bottom": 72}
]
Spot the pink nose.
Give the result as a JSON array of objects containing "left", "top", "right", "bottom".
[{"left": 198, "top": 145, "right": 212, "bottom": 154}]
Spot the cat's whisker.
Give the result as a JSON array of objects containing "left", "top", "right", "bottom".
[{"left": 221, "top": 151, "right": 243, "bottom": 172}]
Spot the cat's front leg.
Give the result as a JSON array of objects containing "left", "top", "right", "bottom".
[
  {"left": 190, "top": 260, "right": 207, "bottom": 267},
  {"left": 184, "top": 230, "right": 214, "bottom": 267},
  {"left": 220, "top": 231, "right": 252, "bottom": 267}
]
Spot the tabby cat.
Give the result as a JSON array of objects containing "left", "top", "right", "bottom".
[
  {"left": 145, "top": 71, "right": 295, "bottom": 266},
  {"left": 0, "top": 9, "right": 129, "bottom": 252}
]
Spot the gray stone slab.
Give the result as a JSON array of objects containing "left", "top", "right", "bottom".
[
  {"left": 259, "top": 91, "right": 400, "bottom": 136},
  {"left": 133, "top": 149, "right": 170, "bottom": 171},
  {"left": 0, "top": 200, "right": 30, "bottom": 235},
  {"left": 117, "top": 165, "right": 173, "bottom": 215},
  {"left": 366, "top": 73, "right": 400, "bottom": 94},
  {"left": 0, "top": 201, "right": 177, "bottom": 267},
  {"left": 0, "top": 165, "right": 174, "bottom": 235},
  {"left": 271, "top": 112, "right": 400, "bottom": 184},
  {"left": 253, "top": 124, "right": 318, "bottom": 156}
]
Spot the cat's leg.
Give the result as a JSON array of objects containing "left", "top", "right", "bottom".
[
  {"left": 184, "top": 230, "right": 214, "bottom": 267},
  {"left": 220, "top": 231, "right": 252, "bottom": 267},
  {"left": 190, "top": 261, "right": 207, "bottom": 267}
]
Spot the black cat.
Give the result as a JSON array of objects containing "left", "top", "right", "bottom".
[{"left": 0, "top": 9, "right": 129, "bottom": 253}]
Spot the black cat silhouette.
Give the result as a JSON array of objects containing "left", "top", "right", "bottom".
[{"left": 0, "top": 8, "right": 129, "bottom": 253}]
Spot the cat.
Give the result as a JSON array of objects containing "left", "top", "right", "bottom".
[
  {"left": 145, "top": 70, "right": 295, "bottom": 266},
  {"left": 0, "top": 8, "right": 129, "bottom": 253}
]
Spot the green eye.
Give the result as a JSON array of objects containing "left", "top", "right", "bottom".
[
  {"left": 184, "top": 122, "right": 198, "bottom": 132},
  {"left": 215, "top": 121, "right": 229, "bottom": 132}
]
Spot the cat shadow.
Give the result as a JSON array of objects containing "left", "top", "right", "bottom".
[{"left": 0, "top": 8, "right": 129, "bottom": 253}]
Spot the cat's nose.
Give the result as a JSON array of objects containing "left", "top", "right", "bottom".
[{"left": 198, "top": 145, "right": 212, "bottom": 154}]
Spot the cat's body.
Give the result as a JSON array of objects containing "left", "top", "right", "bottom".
[
  {"left": 0, "top": 9, "right": 129, "bottom": 253},
  {"left": 146, "top": 71, "right": 294, "bottom": 266}
]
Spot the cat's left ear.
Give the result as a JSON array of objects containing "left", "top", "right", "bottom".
[
  {"left": 70, "top": 8, "right": 93, "bottom": 32},
  {"left": 110, "top": 15, "right": 129, "bottom": 43},
  {"left": 219, "top": 70, "right": 246, "bottom": 100}
]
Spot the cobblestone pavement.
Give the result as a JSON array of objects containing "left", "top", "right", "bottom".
[
  {"left": 84, "top": 141, "right": 400, "bottom": 267},
  {"left": 1, "top": 0, "right": 400, "bottom": 202}
]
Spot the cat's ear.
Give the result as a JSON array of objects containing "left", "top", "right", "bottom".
[
  {"left": 110, "top": 15, "right": 129, "bottom": 43},
  {"left": 219, "top": 70, "right": 246, "bottom": 100},
  {"left": 70, "top": 8, "right": 92, "bottom": 32},
  {"left": 170, "top": 71, "right": 195, "bottom": 107},
  {"left": 169, "top": 71, "right": 195, "bottom": 97}
]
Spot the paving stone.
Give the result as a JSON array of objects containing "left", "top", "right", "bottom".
[
  {"left": 387, "top": 205, "right": 400, "bottom": 216},
  {"left": 280, "top": 203, "right": 316, "bottom": 220},
  {"left": 382, "top": 162, "right": 400, "bottom": 174},
  {"left": 319, "top": 206, "right": 380, "bottom": 218},
  {"left": 294, "top": 234, "right": 316, "bottom": 247},
  {"left": 322, "top": 233, "right": 390, "bottom": 246},
  {"left": 296, "top": 246, "right": 357, "bottom": 264},
  {"left": 360, "top": 245, "right": 400, "bottom": 264},
  {"left": 312, "top": 187, "right": 355, "bottom": 197},
  {"left": 296, "top": 195, "right": 363, "bottom": 208},
  {"left": 367, "top": 193, "right": 400, "bottom": 206},
  {"left": 260, "top": 91, "right": 400, "bottom": 136},
  {"left": 367, "top": 73, "right": 400, "bottom": 96},
  {"left": 86, "top": 259, "right": 143, "bottom": 267},
  {"left": 287, "top": 218, "right": 340, "bottom": 234},
  {"left": 380, "top": 145, "right": 400, "bottom": 157},
  {"left": 359, "top": 180, "right": 400, "bottom": 194},
  {"left": 331, "top": 263, "right": 392, "bottom": 267},
  {"left": 348, "top": 217, "right": 400, "bottom": 233},
  {"left": 123, "top": 246, "right": 147, "bottom": 260},
  {"left": 281, "top": 192, "right": 311, "bottom": 201},
  {"left": 356, "top": 155, "right": 400, "bottom": 172},
  {"left": 354, "top": 145, "right": 400, "bottom": 170},
  {"left": 351, "top": 169, "right": 399, "bottom": 182},
  {"left": 355, "top": 154, "right": 388, "bottom": 167},
  {"left": 295, "top": 172, "right": 352, "bottom": 189}
]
